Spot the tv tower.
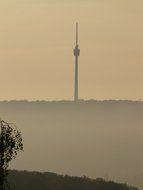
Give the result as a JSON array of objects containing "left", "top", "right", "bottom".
[{"left": 73, "top": 23, "right": 80, "bottom": 101}]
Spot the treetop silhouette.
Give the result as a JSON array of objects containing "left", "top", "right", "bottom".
[{"left": 0, "top": 119, "right": 23, "bottom": 189}]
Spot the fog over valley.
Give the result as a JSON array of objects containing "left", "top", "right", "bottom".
[{"left": 0, "top": 100, "right": 142, "bottom": 189}]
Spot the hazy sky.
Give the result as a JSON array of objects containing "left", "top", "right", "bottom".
[{"left": 1, "top": 0, "right": 143, "bottom": 100}]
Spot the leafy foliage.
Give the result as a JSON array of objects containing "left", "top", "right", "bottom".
[
  {"left": 0, "top": 120, "right": 23, "bottom": 171},
  {"left": 0, "top": 120, "right": 23, "bottom": 189}
]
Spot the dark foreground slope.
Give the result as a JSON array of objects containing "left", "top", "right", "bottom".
[{"left": 8, "top": 170, "right": 138, "bottom": 190}]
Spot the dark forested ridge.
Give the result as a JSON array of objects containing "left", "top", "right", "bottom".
[{"left": 8, "top": 170, "right": 138, "bottom": 190}]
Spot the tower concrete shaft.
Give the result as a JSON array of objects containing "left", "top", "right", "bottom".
[{"left": 74, "top": 23, "right": 80, "bottom": 101}]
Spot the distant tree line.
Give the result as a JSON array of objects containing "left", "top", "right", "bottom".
[{"left": 8, "top": 170, "right": 139, "bottom": 190}]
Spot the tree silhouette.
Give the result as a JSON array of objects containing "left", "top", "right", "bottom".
[{"left": 0, "top": 120, "right": 23, "bottom": 190}]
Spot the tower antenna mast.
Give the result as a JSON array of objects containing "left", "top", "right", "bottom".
[{"left": 76, "top": 22, "right": 78, "bottom": 45}]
